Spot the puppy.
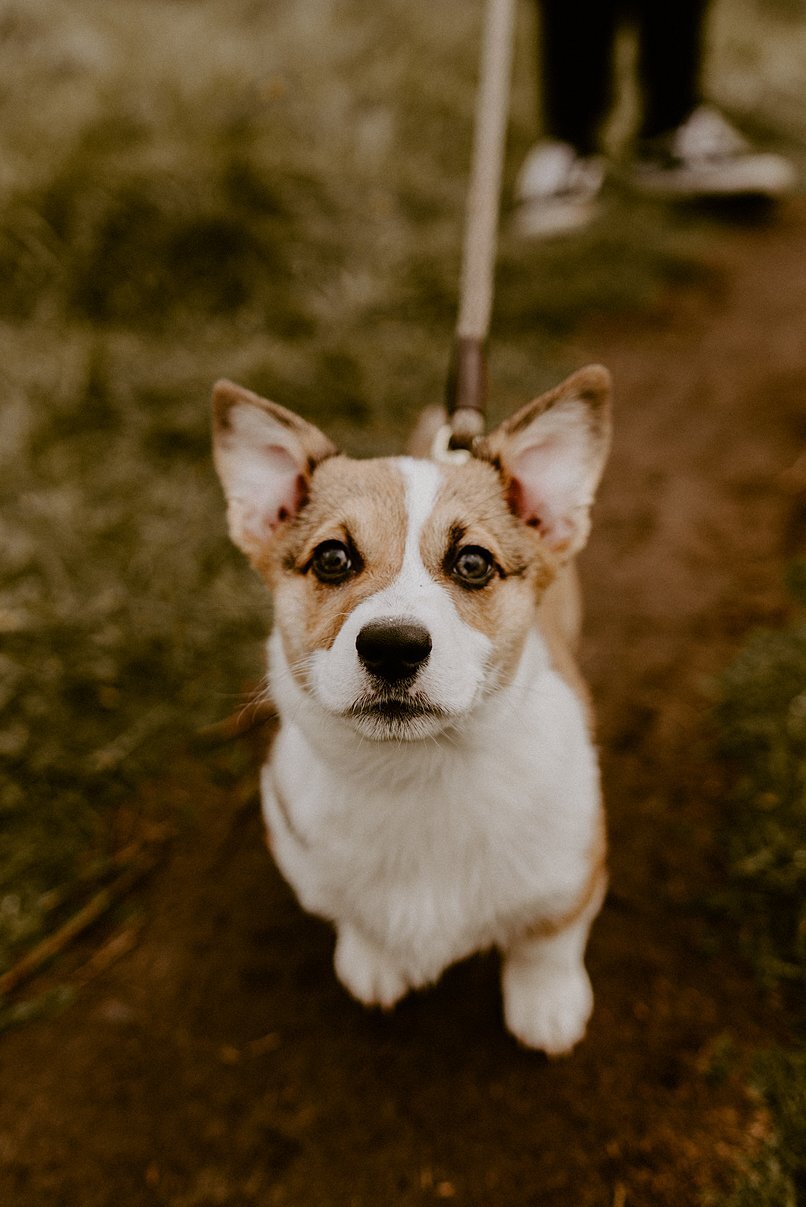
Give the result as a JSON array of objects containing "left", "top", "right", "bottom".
[{"left": 212, "top": 365, "right": 611, "bottom": 1054}]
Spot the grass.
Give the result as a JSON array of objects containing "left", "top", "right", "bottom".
[
  {"left": 721, "top": 1048, "right": 806, "bottom": 1207},
  {"left": 1, "top": 0, "right": 805, "bottom": 1167},
  {"left": 714, "top": 573, "right": 806, "bottom": 993},
  {"left": 710, "top": 567, "right": 806, "bottom": 1204}
]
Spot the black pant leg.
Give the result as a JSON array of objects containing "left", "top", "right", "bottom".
[
  {"left": 633, "top": 0, "right": 710, "bottom": 138},
  {"left": 536, "top": 0, "right": 622, "bottom": 154}
]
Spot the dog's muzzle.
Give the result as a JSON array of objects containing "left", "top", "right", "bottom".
[{"left": 355, "top": 618, "right": 432, "bottom": 684}]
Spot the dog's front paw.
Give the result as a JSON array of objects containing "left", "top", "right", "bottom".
[
  {"left": 501, "top": 958, "right": 593, "bottom": 1056},
  {"left": 334, "top": 927, "right": 410, "bottom": 1010}
]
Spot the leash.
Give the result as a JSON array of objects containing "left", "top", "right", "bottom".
[{"left": 442, "top": 0, "right": 517, "bottom": 456}]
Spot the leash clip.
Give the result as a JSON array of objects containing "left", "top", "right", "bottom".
[{"left": 430, "top": 423, "right": 472, "bottom": 465}]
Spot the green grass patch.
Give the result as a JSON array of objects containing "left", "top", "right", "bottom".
[
  {"left": 712, "top": 568, "right": 806, "bottom": 1204},
  {"left": 714, "top": 568, "right": 806, "bottom": 992},
  {"left": 721, "top": 1048, "right": 806, "bottom": 1207}
]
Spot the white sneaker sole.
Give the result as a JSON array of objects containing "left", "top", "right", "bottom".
[
  {"left": 513, "top": 196, "right": 600, "bottom": 239},
  {"left": 631, "top": 153, "right": 797, "bottom": 199}
]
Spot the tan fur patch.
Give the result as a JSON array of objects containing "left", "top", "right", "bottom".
[
  {"left": 537, "top": 564, "right": 594, "bottom": 721},
  {"left": 264, "top": 456, "right": 409, "bottom": 683},
  {"left": 419, "top": 460, "right": 558, "bottom": 687}
]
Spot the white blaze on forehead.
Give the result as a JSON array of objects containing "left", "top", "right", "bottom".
[{"left": 394, "top": 456, "right": 444, "bottom": 593}]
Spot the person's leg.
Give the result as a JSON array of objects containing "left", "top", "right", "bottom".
[
  {"left": 514, "top": 0, "right": 620, "bottom": 236},
  {"left": 633, "top": 0, "right": 709, "bottom": 139},
  {"left": 537, "top": 0, "right": 621, "bottom": 153}
]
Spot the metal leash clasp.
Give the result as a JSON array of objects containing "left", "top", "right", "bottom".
[{"left": 431, "top": 423, "right": 473, "bottom": 465}]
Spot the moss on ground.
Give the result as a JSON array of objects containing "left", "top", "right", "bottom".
[
  {"left": 715, "top": 597, "right": 806, "bottom": 989},
  {"left": 712, "top": 569, "right": 806, "bottom": 1204}
]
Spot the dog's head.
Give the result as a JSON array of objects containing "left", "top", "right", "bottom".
[{"left": 213, "top": 366, "right": 611, "bottom": 740}]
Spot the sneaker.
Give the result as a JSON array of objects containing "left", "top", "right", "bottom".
[
  {"left": 514, "top": 140, "right": 606, "bottom": 238},
  {"left": 631, "top": 105, "right": 797, "bottom": 199}
]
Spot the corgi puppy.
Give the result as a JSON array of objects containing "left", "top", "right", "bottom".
[{"left": 212, "top": 365, "right": 611, "bottom": 1054}]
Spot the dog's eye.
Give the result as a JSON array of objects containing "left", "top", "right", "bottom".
[
  {"left": 311, "top": 540, "right": 355, "bottom": 584},
  {"left": 452, "top": 545, "right": 495, "bottom": 588}
]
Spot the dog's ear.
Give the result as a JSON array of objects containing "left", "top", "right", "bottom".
[
  {"left": 477, "top": 365, "right": 611, "bottom": 559},
  {"left": 212, "top": 379, "right": 337, "bottom": 561}
]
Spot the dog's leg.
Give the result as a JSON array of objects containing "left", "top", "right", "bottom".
[
  {"left": 333, "top": 925, "right": 411, "bottom": 1011},
  {"left": 500, "top": 873, "right": 606, "bottom": 1055}
]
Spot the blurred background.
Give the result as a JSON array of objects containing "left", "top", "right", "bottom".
[{"left": 1, "top": 1, "right": 805, "bottom": 1203}]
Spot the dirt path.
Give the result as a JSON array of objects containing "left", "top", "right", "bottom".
[{"left": 2, "top": 200, "right": 805, "bottom": 1207}]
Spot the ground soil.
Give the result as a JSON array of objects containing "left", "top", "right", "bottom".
[{"left": 2, "top": 199, "right": 806, "bottom": 1207}]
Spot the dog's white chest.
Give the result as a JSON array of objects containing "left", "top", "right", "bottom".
[{"left": 263, "top": 649, "right": 599, "bottom": 983}]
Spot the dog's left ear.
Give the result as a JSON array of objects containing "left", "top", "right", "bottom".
[
  {"left": 477, "top": 364, "right": 612, "bottom": 559},
  {"left": 212, "top": 379, "right": 337, "bottom": 563}
]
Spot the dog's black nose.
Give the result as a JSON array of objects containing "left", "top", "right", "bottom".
[{"left": 356, "top": 619, "right": 432, "bottom": 682}]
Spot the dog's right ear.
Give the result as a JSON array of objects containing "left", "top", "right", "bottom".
[
  {"left": 212, "top": 380, "right": 337, "bottom": 562},
  {"left": 476, "top": 364, "right": 611, "bottom": 560}
]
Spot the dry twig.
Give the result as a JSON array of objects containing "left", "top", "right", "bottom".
[{"left": 0, "top": 847, "right": 164, "bottom": 998}]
